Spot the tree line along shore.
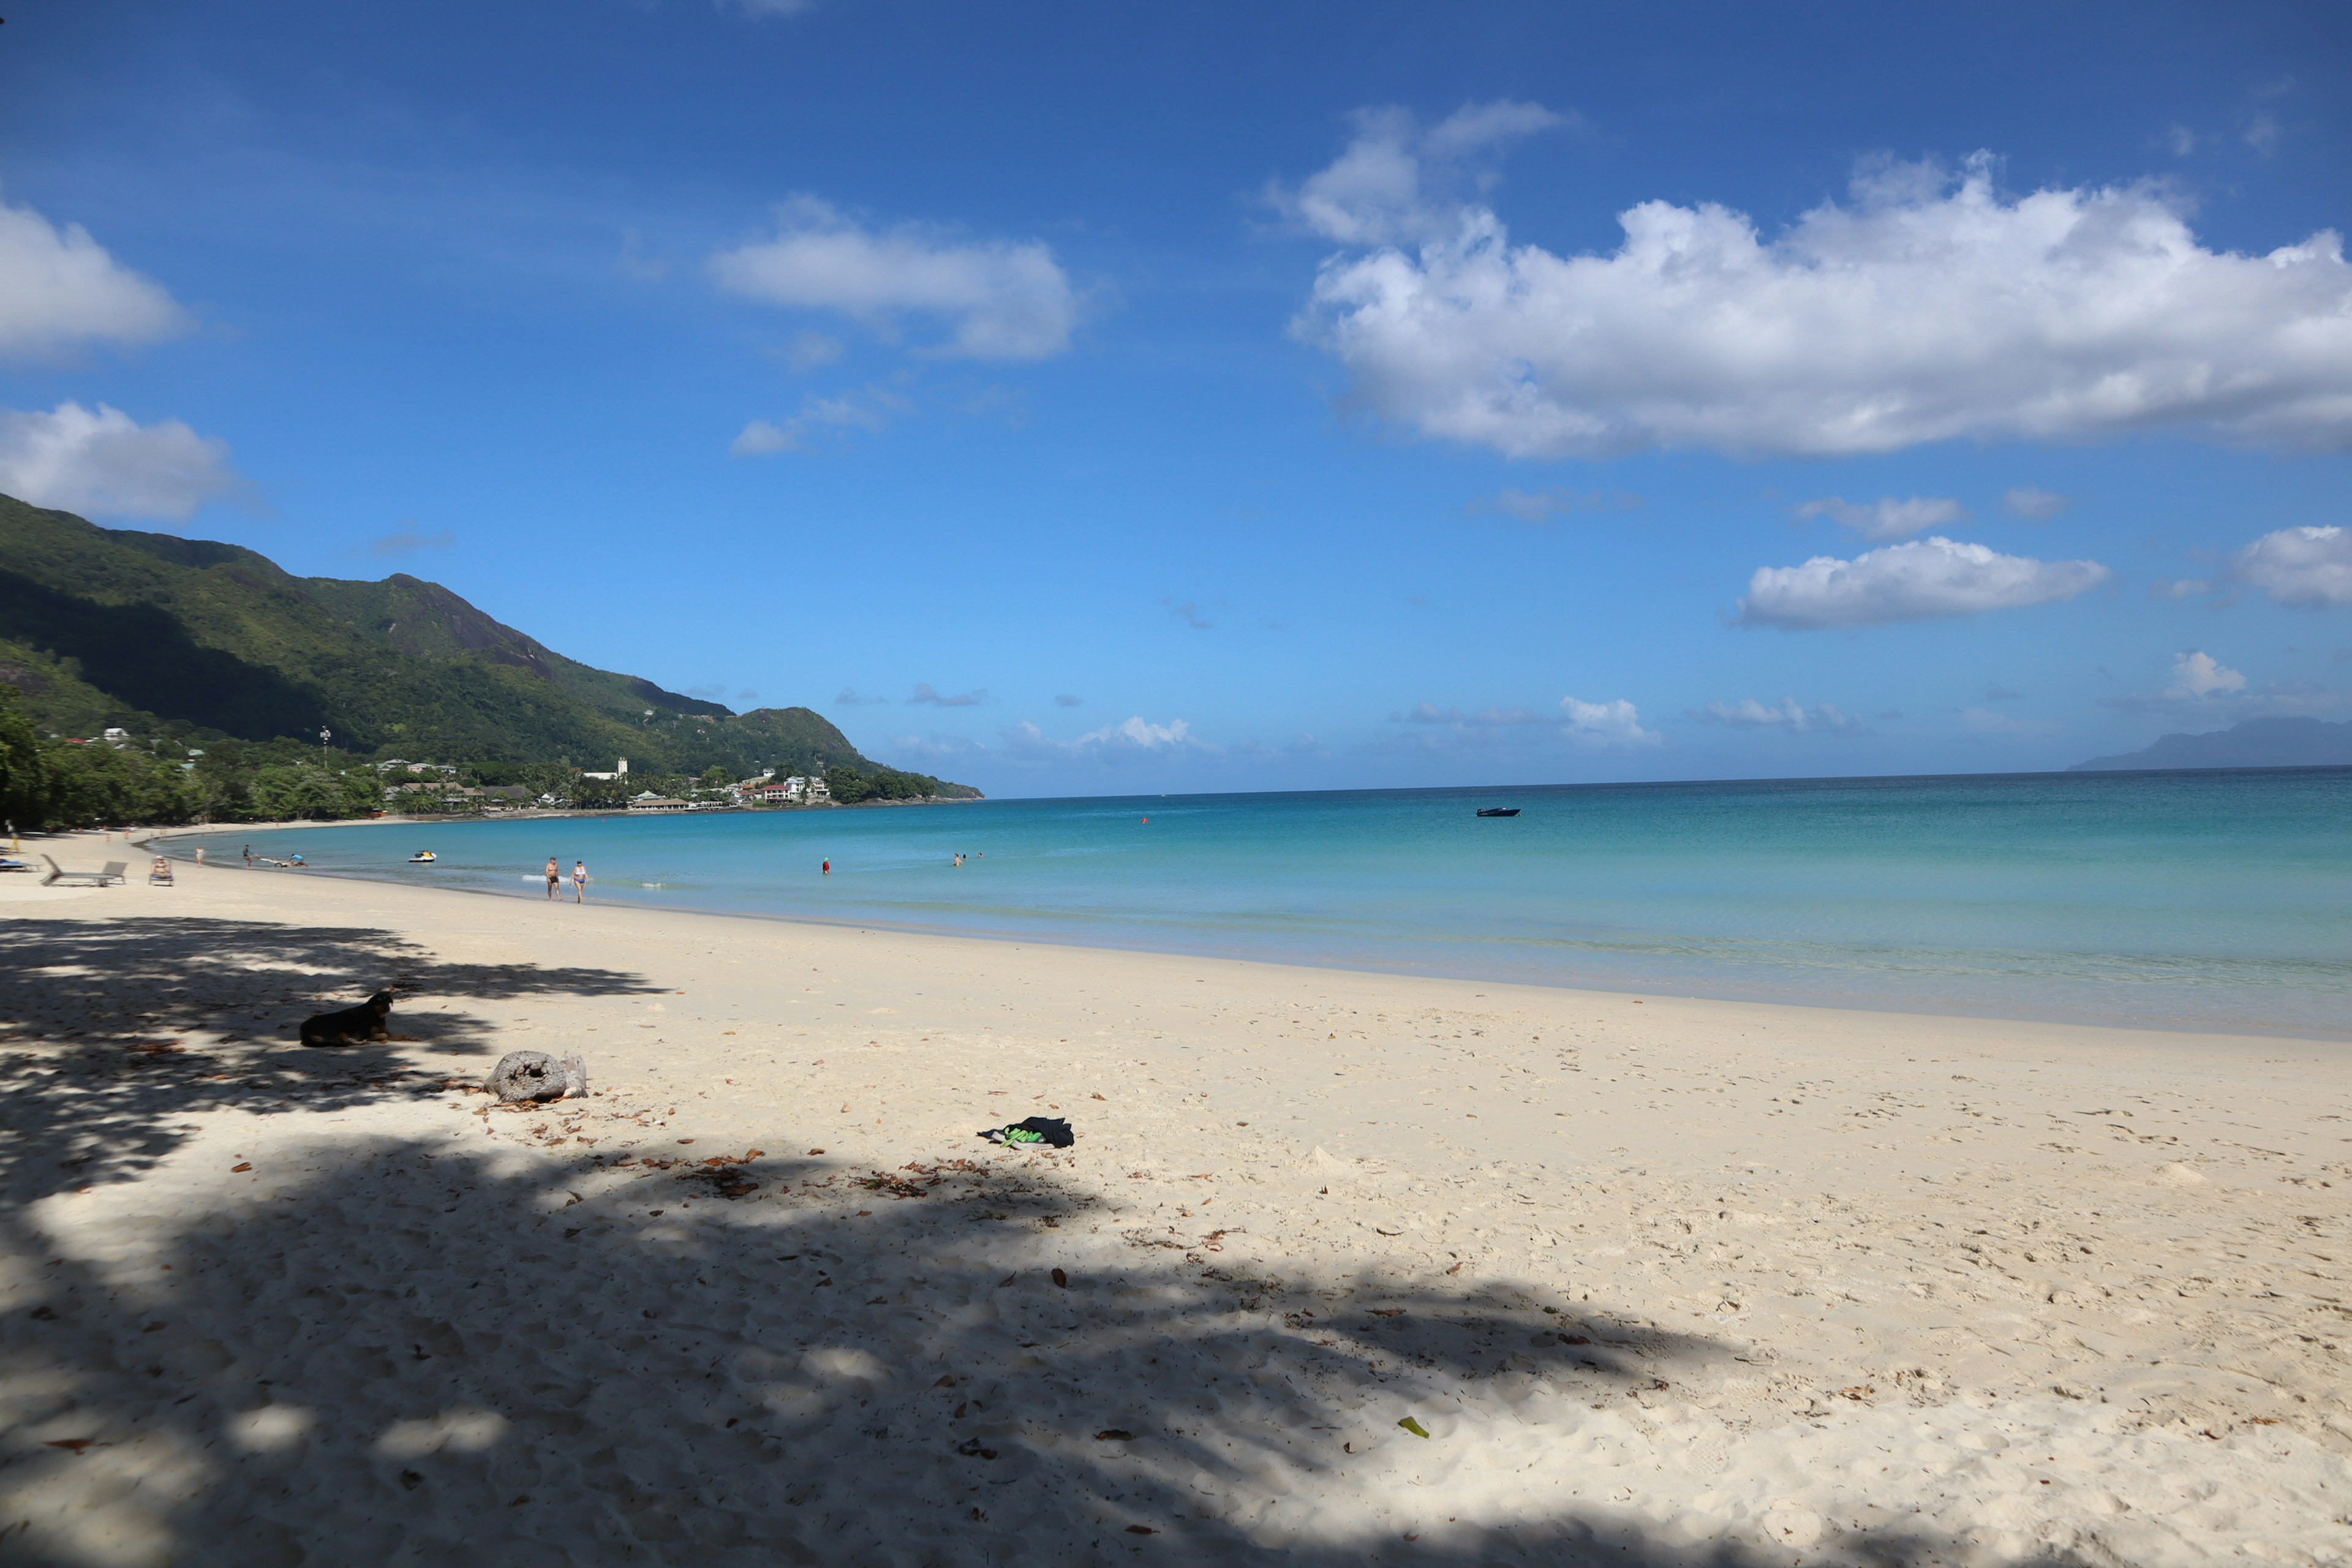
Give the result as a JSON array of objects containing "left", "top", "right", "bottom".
[{"left": 0, "top": 688, "right": 973, "bottom": 832}]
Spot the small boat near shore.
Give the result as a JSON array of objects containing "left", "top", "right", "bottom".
[
  {"left": 408, "top": 851, "right": 437, "bottom": 864},
  {"left": 1476, "top": 807, "right": 1520, "bottom": 818}
]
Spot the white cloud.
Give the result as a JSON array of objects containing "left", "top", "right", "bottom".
[
  {"left": 1796, "top": 494, "right": 1967, "bottom": 542},
  {"left": 834, "top": 688, "right": 891, "bottom": 705},
  {"left": 1690, "top": 697, "right": 1867, "bottom": 734},
  {"left": 2002, "top": 486, "right": 2070, "bottom": 520},
  {"left": 731, "top": 384, "right": 912, "bottom": 456},
  {"left": 1291, "top": 147, "right": 2352, "bottom": 458},
  {"left": 1000, "top": 716, "right": 1214, "bottom": 763},
  {"left": 1738, "top": 535, "right": 2111, "bottom": 629},
  {"left": 1268, "top": 101, "right": 1567, "bottom": 247},
  {"left": 1560, "top": 695, "right": 1660, "bottom": 747},
  {"left": 0, "top": 199, "right": 187, "bottom": 360},
  {"left": 2150, "top": 577, "right": 2214, "bottom": 600},
  {"left": 2234, "top": 524, "right": 2352, "bottom": 607},
  {"left": 1077, "top": 715, "right": 1196, "bottom": 750},
  {"left": 0, "top": 402, "right": 244, "bottom": 521},
  {"left": 2165, "top": 650, "right": 2247, "bottom": 699},
  {"left": 711, "top": 198, "right": 1080, "bottom": 360}
]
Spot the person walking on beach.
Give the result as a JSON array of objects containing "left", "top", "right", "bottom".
[
  {"left": 242, "top": 843, "right": 252, "bottom": 868},
  {"left": 194, "top": 846, "right": 206, "bottom": 865},
  {"left": 545, "top": 856, "right": 561, "bottom": 899},
  {"left": 572, "top": 859, "right": 588, "bottom": 903}
]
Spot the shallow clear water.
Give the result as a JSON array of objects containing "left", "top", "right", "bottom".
[{"left": 183, "top": 769, "right": 2352, "bottom": 1037}]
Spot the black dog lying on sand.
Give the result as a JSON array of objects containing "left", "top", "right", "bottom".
[{"left": 300, "top": 990, "right": 418, "bottom": 1047}]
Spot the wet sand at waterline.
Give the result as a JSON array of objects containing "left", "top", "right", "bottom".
[{"left": 1, "top": 853, "right": 2346, "bottom": 1565}]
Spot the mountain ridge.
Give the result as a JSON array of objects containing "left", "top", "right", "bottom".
[{"left": 0, "top": 492, "right": 974, "bottom": 794}]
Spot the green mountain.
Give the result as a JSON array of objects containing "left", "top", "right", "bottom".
[{"left": 0, "top": 492, "right": 977, "bottom": 794}]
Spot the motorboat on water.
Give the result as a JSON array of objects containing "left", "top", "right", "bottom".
[
  {"left": 408, "top": 850, "right": 437, "bottom": 864},
  {"left": 1476, "top": 807, "right": 1521, "bottom": 817}
]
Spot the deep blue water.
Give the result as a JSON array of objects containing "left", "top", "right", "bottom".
[{"left": 179, "top": 769, "right": 2352, "bottom": 1037}]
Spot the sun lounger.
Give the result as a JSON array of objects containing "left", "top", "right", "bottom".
[
  {"left": 41, "top": 855, "right": 127, "bottom": 887},
  {"left": 149, "top": 858, "right": 175, "bottom": 885}
]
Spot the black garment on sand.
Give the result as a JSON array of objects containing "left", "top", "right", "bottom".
[{"left": 981, "top": 1115, "right": 1075, "bottom": 1148}]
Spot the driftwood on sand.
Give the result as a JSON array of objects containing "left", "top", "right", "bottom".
[{"left": 488, "top": 1050, "right": 589, "bottom": 1102}]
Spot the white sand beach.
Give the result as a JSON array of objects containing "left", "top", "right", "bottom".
[{"left": 1, "top": 848, "right": 2345, "bottom": 1566}]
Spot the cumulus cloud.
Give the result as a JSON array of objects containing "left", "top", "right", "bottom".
[
  {"left": 0, "top": 402, "right": 244, "bottom": 521},
  {"left": 1291, "top": 145, "right": 2352, "bottom": 458},
  {"left": 1738, "top": 536, "right": 2111, "bottom": 629},
  {"left": 907, "top": 683, "right": 987, "bottom": 707},
  {"left": 2002, "top": 486, "right": 2070, "bottom": 521},
  {"left": 711, "top": 198, "right": 1080, "bottom": 360},
  {"left": 368, "top": 524, "right": 455, "bottom": 557},
  {"left": 1796, "top": 494, "right": 1967, "bottom": 542},
  {"left": 731, "top": 384, "right": 912, "bottom": 456},
  {"left": 1560, "top": 696, "right": 1660, "bottom": 747},
  {"left": 0, "top": 198, "right": 187, "bottom": 359},
  {"left": 1689, "top": 697, "right": 1867, "bottom": 734},
  {"left": 2165, "top": 649, "right": 2247, "bottom": 699},
  {"left": 782, "top": 330, "right": 843, "bottom": 370},
  {"left": 2234, "top": 524, "right": 2352, "bottom": 607},
  {"left": 1472, "top": 486, "right": 1645, "bottom": 522}
]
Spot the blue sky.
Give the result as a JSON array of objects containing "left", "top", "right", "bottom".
[{"left": 1, "top": 0, "right": 2347, "bottom": 795}]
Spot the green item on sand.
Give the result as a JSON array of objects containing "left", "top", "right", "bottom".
[{"left": 1396, "top": 1416, "right": 1431, "bottom": 1439}]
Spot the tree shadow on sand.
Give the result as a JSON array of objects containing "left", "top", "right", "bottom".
[
  {"left": 0, "top": 1123, "right": 2100, "bottom": 1567},
  {"left": 0, "top": 916, "right": 663, "bottom": 1199}
]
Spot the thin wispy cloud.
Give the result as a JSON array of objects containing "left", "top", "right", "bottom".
[
  {"left": 1165, "top": 598, "right": 1213, "bottom": 630},
  {"left": 1796, "top": 496, "right": 1967, "bottom": 543},
  {"left": 0, "top": 199, "right": 187, "bottom": 360},
  {"left": 1688, "top": 697, "right": 1867, "bottom": 734},
  {"left": 1738, "top": 537, "right": 2111, "bottom": 629},
  {"left": 0, "top": 402, "right": 245, "bottom": 521},
  {"left": 833, "top": 688, "right": 891, "bottom": 706},
  {"left": 711, "top": 197, "right": 1082, "bottom": 361},
  {"left": 1053, "top": 694, "right": 1085, "bottom": 708},
  {"left": 1291, "top": 140, "right": 2352, "bottom": 458},
  {"left": 2002, "top": 486, "right": 2070, "bottom": 521},
  {"left": 1394, "top": 703, "right": 1548, "bottom": 726},
  {"left": 1472, "top": 486, "right": 1645, "bottom": 523},
  {"left": 731, "top": 383, "right": 913, "bottom": 456},
  {"left": 907, "top": 683, "right": 987, "bottom": 707}
]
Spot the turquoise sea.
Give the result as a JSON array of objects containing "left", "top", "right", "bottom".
[{"left": 179, "top": 769, "right": 2352, "bottom": 1038}]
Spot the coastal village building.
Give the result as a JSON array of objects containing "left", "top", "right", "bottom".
[
  {"left": 627, "top": 793, "right": 689, "bottom": 812},
  {"left": 581, "top": 758, "right": 630, "bottom": 782}
]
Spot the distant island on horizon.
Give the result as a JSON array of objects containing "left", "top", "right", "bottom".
[{"left": 2068, "top": 716, "right": 2352, "bottom": 774}]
